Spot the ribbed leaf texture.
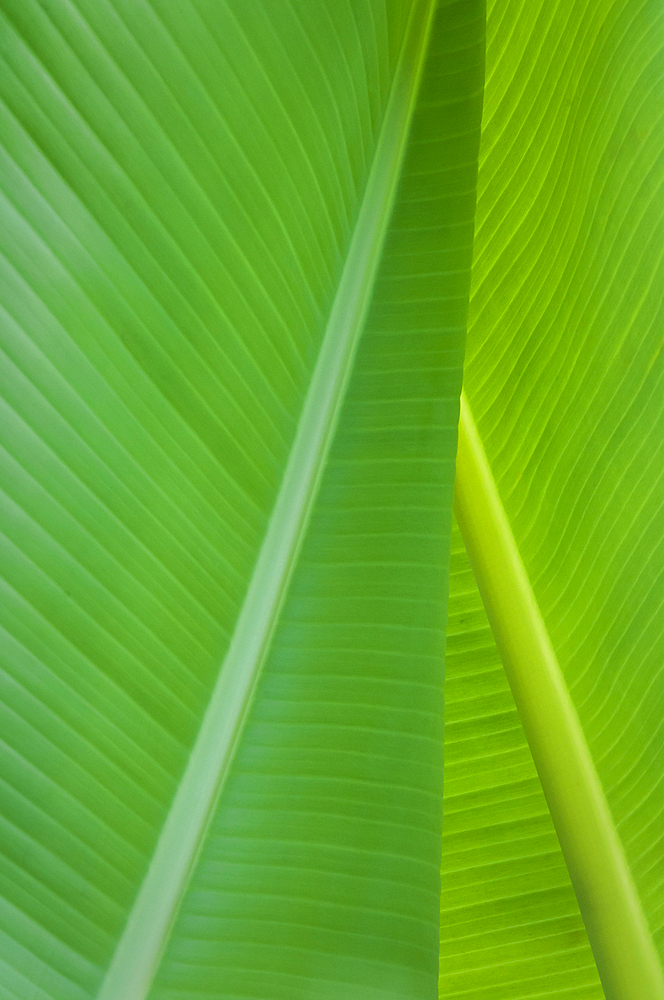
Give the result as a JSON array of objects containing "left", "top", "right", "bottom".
[
  {"left": 441, "top": 521, "right": 604, "bottom": 998},
  {"left": 439, "top": 0, "right": 664, "bottom": 997},
  {"left": 0, "top": 1, "right": 483, "bottom": 998}
]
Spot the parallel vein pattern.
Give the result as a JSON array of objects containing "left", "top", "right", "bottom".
[
  {"left": 0, "top": 0, "right": 411, "bottom": 995},
  {"left": 453, "top": 393, "right": 662, "bottom": 1000},
  {"left": 0, "top": 1, "right": 485, "bottom": 998},
  {"left": 441, "top": 519, "right": 603, "bottom": 1000},
  {"left": 446, "top": 0, "right": 664, "bottom": 996},
  {"left": 97, "top": 3, "right": 439, "bottom": 995},
  {"left": 146, "top": 4, "right": 484, "bottom": 998}
]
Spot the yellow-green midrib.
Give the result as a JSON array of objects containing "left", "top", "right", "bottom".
[
  {"left": 446, "top": 0, "right": 664, "bottom": 994},
  {"left": 440, "top": 521, "right": 604, "bottom": 1000},
  {"left": 466, "top": 0, "right": 664, "bottom": 964}
]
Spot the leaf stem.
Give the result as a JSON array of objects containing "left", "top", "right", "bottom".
[{"left": 454, "top": 390, "right": 664, "bottom": 1000}]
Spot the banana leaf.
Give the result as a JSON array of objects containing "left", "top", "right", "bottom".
[
  {"left": 441, "top": 1, "right": 664, "bottom": 998},
  {"left": 0, "top": 1, "right": 482, "bottom": 997},
  {"left": 1, "top": 1, "right": 664, "bottom": 999}
]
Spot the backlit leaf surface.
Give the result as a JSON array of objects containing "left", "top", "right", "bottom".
[
  {"left": 0, "top": 1, "right": 483, "bottom": 998},
  {"left": 440, "top": 1, "right": 664, "bottom": 997}
]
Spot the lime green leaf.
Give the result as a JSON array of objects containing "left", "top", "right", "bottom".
[
  {"left": 453, "top": 395, "right": 662, "bottom": 1000},
  {"left": 0, "top": 1, "right": 483, "bottom": 998},
  {"left": 442, "top": 517, "right": 604, "bottom": 999},
  {"left": 441, "top": 0, "right": 664, "bottom": 998}
]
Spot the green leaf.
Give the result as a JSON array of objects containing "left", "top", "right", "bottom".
[
  {"left": 5, "top": 0, "right": 664, "bottom": 998},
  {"left": 440, "top": 1, "right": 664, "bottom": 998},
  {"left": 0, "top": 1, "right": 483, "bottom": 999},
  {"left": 442, "top": 517, "right": 605, "bottom": 1000}
]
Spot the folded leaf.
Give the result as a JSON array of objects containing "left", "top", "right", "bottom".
[{"left": 0, "top": 1, "right": 483, "bottom": 998}]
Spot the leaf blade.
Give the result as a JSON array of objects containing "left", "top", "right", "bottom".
[
  {"left": 444, "top": 0, "right": 664, "bottom": 995},
  {"left": 454, "top": 392, "right": 664, "bottom": 1000},
  {"left": 441, "top": 516, "right": 603, "bottom": 1000},
  {"left": 96, "top": 3, "right": 441, "bottom": 995},
  {"left": 0, "top": 1, "right": 485, "bottom": 997}
]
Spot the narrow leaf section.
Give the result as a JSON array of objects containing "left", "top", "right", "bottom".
[
  {"left": 147, "top": 4, "right": 484, "bottom": 996},
  {"left": 0, "top": 2, "right": 414, "bottom": 995},
  {"left": 441, "top": 516, "right": 603, "bottom": 999},
  {"left": 97, "top": 5, "right": 437, "bottom": 998},
  {"left": 454, "top": 392, "right": 664, "bottom": 1000}
]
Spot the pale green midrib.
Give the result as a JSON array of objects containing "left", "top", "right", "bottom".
[
  {"left": 96, "top": 4, "right": 436, "bottom": 998},
  {"left": 453, "top": 391, "right": 664, "bottom": 1000}
]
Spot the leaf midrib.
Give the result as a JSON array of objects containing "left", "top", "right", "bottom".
[
  {"left": 96, "top": 3, "right": 436, "bottom": 997},
  {"left": 453, "top": 390, "right": 664, "bottom": 1000}
]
